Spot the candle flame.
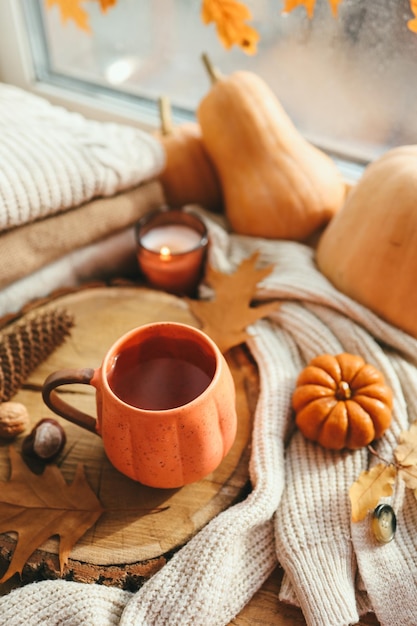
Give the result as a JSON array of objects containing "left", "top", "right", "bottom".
[{"left": 160, "top": 245, "right": 171, "bottom": 259}]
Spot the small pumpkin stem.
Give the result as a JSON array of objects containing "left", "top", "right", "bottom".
[
  {"left": 158, "top": 96, "right": 173, "bottom": 136},
  {"left": 201, "top": 52, "right": 222, "bottom": 84},
  {"left": 336, "top": 380, "right": 351, "bottom": 400}
]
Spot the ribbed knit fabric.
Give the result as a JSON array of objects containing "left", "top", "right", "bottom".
[
  {"left": 1, "top": 214, "right": 416, "bottom": 625},
  {"left": 0, "top": 83, "right": 164, "bottom": 232},
  {"left": 350, "top": 352, "right": 417, "bottom": 626},
  {"left": 273, "top": 306, "right": 371, "bottom": 626},
  {"left": 0, "top": 579, "right": 131, "bottom": 626}
]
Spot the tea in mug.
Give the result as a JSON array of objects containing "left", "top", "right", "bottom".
[{"left": 107, "top": 342, "right": 215, "bottom": 411}]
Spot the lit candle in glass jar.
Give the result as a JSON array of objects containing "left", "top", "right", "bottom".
[{"left": 135, "top": 207, "right": 208, "bottom": 296}]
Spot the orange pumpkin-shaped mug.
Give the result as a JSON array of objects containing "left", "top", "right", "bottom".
[{"left": 42, "top": 322, "right": 237, "bottom": 488}]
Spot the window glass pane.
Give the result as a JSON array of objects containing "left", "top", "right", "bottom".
[{"left": 23, "top": 0, "right": 417, "bottom": 164}]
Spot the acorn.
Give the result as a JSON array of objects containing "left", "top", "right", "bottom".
[{"left": 22, "top": 418, "right": 66, "bottom": 462}]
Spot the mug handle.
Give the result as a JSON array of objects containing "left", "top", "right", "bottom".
[{"left": 42, "top": 368, "right": 98, "bottom": 434}]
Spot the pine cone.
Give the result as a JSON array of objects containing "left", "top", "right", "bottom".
[{"left": 0, "top": 308, "right": 74, "bottom": 402}]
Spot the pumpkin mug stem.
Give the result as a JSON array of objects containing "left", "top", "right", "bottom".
[{"left": 42, "top": 368, "right": 98, "bottom": 433}]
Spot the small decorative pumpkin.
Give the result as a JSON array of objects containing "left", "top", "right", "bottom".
[
  {"left": 197, "top": 54, "right": 347, "bottom": 241},
  {"left": 292, "top": 353, "right": 393, "bottom": 450},
  {"left": 155, "top": 96, "right": 222, "bottom": 212},
  {"left": 316, "top": 145, "right": 417, "bottom": 339}
]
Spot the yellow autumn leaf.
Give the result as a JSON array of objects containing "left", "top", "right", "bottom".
[
  {"left": 201, "top": 0, "right": 260, "bottom": 54},
  {"left": 349, "top": 463, "right": 396, "bottom": 523},
  {"left": 394, "top": 420, "right": 417, "bottom": 490},
  {"left": 398, "top": 464, "right": 417, "bottom": 490},
  {"left": 394, "top": 421, "right": 417, "bottom": 467}
]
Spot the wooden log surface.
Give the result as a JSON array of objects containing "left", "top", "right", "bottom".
[
  {"left": 0, "top": 285, "right": 257, "bottom": 584},
  {"left": 0, "top": 284, "right": 380, "bottom": 625}
]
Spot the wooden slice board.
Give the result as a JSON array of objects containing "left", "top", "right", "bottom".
[{"left": 0, "top": 285, "right": 258, "bottom": 588}]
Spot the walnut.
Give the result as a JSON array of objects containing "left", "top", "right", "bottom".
[{"left": 0, "top": 402, "right": 30, "bottom": 440}]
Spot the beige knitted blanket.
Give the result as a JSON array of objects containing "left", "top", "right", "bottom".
[{"left": 1, "top": 214, "right": 416, "bottom": 626}]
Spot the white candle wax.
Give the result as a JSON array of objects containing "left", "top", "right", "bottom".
[{"left": 140, "top": 224, "right": 202, "bottom": 254}]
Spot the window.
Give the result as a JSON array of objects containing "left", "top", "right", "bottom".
[{"left": 1, "top": 0, "right": 417, "bottom": 180}]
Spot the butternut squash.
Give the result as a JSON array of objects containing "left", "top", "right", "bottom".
[
  {"left": 316, "top": 145, "right": 417, "bottom": 339},
  {"left": 197, "top": 55, "right": 346, "bottom": 241},
  {"left": 156, "top": 96, "right": 222, "bottom": 212}
]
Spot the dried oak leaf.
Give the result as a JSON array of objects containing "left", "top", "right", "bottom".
[
  {"left": 188, "top": 252, "right": 279, "bottom": 354},
  {"left": 394, "top": 421, "right": 417, "bottom": 490},
  {"left": 349, "top": 463, "right": 396, "bottom": 523},
  {"left": 0, "top": 447, "right": 104, "bottom": 583},
  {"left": 201, "top": 0, "right": 260, "bottom": 54}
]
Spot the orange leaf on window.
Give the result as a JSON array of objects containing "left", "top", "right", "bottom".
[
  {"left": 0, "top": 447, "right": 104, "bottom": 583},
  {"left": 327, "top": 0, "right": 343, "bottom": 16},
  {"left": 408, "top": 0, "right": 417, "bottom": 32},
  {"left": 282, "top": 0, "right": 343, "bottom": 18},
  {"left": 201, "top": 0, "right": 260, "bottom": 55},
  {"left": 187, "top": 252, "right": 279, "bottom": 353},
  {"left": 282, "top": 0, "right": 317, "bottom": 18},
  {"left": 45, "top": 0, "right": 91, "bottom": 32},
  {"left": 349, "top": 463, "right": 396, "bottom": 523},
  {"left": 97, "top": 0, "right": 117, "bottom": 12}
]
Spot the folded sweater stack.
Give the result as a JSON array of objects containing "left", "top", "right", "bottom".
[{"left": 0, "top": 83, "right": 165, "bottom": 316}]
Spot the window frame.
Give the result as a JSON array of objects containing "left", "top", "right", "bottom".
[
  {"left": 0, "top": 0, "right": 365, "bottom": 183},
  {"left": 0, "top": 0, "right": 158, "bottom": 130}
]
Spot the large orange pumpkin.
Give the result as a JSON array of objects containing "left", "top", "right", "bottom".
[
  {"left": 292, "top": 353, "right": 393, "bottom": 450},
  {"left": 316, "top": 145, "right": 417, "bottom": 338}
]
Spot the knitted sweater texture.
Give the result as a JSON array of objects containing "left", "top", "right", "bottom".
[
  {"left": 0, "top": 84, "right": 164, "bottom": 233},
  {"left": 1, "top": 218, "right": 416, "bottom": 626}
]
